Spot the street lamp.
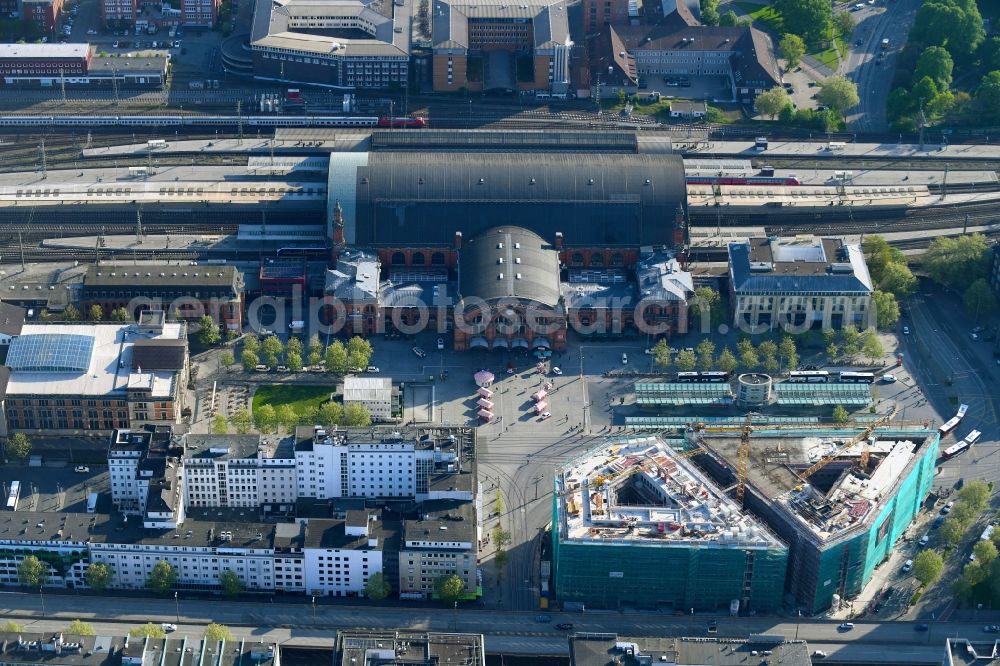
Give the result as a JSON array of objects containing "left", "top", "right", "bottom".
[
  {"left": 311, "top": 595, "right": 316, "bottom": 621},
  {"left": 174, "top": 591, "right": 180, "bottom": 623},
  {"left": 38, "top": 586, "right": 46, "bottom": 617}
]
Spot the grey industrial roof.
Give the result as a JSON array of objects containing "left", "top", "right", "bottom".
[
  {"left": 459, "top": 227, "right": 561, "bottom": 307},
  {"left": 84, "top": 265, "right": 240, "bottom": 288},
  {"left": 0, "top": 632, "right": 121, "bottom": 666},
  {"left": 131, "top": 339, "right": 187, "bottom": 371},
  {"left": 184, "top": 434, "right": 265, "bottom": 460},
  {"left": 635, "top": 252, "right": 693, "bottom": 302},
  {"left": 325, "top": 251, "right": 380, "bottom": 301},
  {"left": 350, "top": 152, "right": 686, "bottom": 247},
  {"left": 403, "top": 500, "right": 474, "bottom": 544},
  {"left": 89, "top": 56, "right": 169, "bottom": 75},
  {"left": 569, "top": 635, "right": 811, "bottom": 666},
  {"left": 336, "top": 632, "right": 484, "bottom": 666},
  {"left": 251, "top": 0, "right": 411, "bottom": 57},
  {"left": 303, "top": 512, "right": 401, "bottom": 549},
  {"left": 0, "top": 302, "right": 25, "bottom": 337},
  {"left": 729, "top": 237, "right": 873, "bottom": 294}
]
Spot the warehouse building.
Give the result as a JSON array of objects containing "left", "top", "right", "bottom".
[
  {"left": 552, "top": 435, "right": 788, "bottom": 612},
  {"left": 692, "top": 424, "right": 940, "bottom": 613}
]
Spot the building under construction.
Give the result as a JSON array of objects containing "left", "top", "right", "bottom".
[
  {"left": 552, "top": 435, "right": 788, "bottom": 612},
  {"left": 691, "top": 423, "right": 940, "bottom": 614}
]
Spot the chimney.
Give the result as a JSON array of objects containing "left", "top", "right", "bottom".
[
  {"left": 555, "top": 231, "right": 564, "bottom": 250},
  {"left": 454, "top": 230, "right": 463, "bottom": 249}
]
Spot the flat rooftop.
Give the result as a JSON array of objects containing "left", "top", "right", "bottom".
[
  {"left": 555, "top": 435, "right": 782, "bottom": 549},
  {"left": 696, "top": 428, "right": 934, "bottom": 540},
  {"left": 183, "top": 434, "right": 294, "bottom": 462},
  {"left": 336, "top": 632, "right": 483, "bottom": 666},
  {"left": 570, "top": 635, "right": 810, "bottom": 666},
  {"left": 0, "top": 632, "right": 120, "bottom": 666}
]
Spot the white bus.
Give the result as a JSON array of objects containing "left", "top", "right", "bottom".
[
  {"left": 5, "top": 481, "right": 20, "bottom": 511},
  {"left": 939, "top": 403, "right": 969, "bottom": 435},
  {"left": 788, "top": 370, "right": 830, "bottom": 383},
  {"left": 127, "top": 166, "right": 149, "bottom": 178},
  {"left": 838, "top": 371, "right": 876, "bottom": 383},
  {"left": 86, "top": 492, "right": 98, "bottom": 513},
  {"left": 147, "top": 139, "right": 167, "bottom": 149},
  {"left": 941, "top": 429, "right": 980, "bottom": 460}
]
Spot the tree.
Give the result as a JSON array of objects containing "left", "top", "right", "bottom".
[
  {"left": 284, "top": 351, "right": 302, "bottom": 373},
  {"left": 254, "top": 404, "right": 277, "bottom": 432},
  {"left": 878, "top": 263, "right": 916, "bottom": 298},
  {"left": 964, "top": 279, "right": 997, "bottom": 319},
  {"left": 653, "top": 339, "right": 673, "bottom": 369},
  {"left": 911, "top": 0, "right": 984, "bottom": 57},
  {"left": 915, "top": 46, "right": 954, "bottom": 90},
  {"left": 230, "top": 408, "right": 252, "bottom": 434},
  {"left": 244, "top": 335, "right": 260, "bottom": 354},
  {"left": 261, "top": 335, "right": 284, "bottom": 361},
  {"left": 325, "top": 340, "right": 349, "bottom": 374},
  {"left": 737, "top": 339, "right": 758, "bottom": 369},
  {"left": 308, "top": 335, "right": 323, "bottom": 367},
  {"left": 0, "top": 621, "right": 25, "bottom": 632},
  {"left": 316, "top": 401, "right": 344, "bottom": 430},
  {"left": 63, "top": 304, "right": 80, "bottom": 321},
  {"left": 286, "top": 336, "right": 303, "bottom": 356},
  {"left": 755, "top": 87, "right": 791, "bottom": 119},
  {"left": 974, "top": 540, "right": 998, "bottom": 567},
  {"left": 88, "top": 304, "right": 104, "bottom": 321},
  {"left": 111, "top": 306, "right": 131, "bottom": 322},
  {"left": 719, "top": 9, "right": 739, "bottom": 25},
  {"left": 675, "top": 349, "right": 696, "bottom": 372},
  {"left": 692, "top": 287, "right": 724, "bottom": 329},
  {"left": 872, "top": 291, "right": 900, "bottom": 330},
  {"left": 196, "top": 315, "right": 222, "bottom": 346},
  {"left": 778, "top": 336, "right": 798, "bottom": 372},
  {"left": 913, "top": 550, "right": 944, "bottom": 586},
  {"left": 958, "top": 480, "right": 991, "bottom": 512},
  {"left": 211, "top": 415, "right": 229, "bottom": 435},
  {"left": 275, "top": 404, "right": 299, "bottom": 432},
  {"left": 84, "top": 562, "right": 113, "bottom": 592},
  {"left": 5, "top": 432, "right": 31, "bottom": 461},
  {"left": 923, "top": 234, "right": 990, "bottom": 289},
  {"left": 365, "top": 572, "right": 391, "bottom": 601},
  {"left": 860, "top": 328, "right": 884, "bottom": 363},
  {"left": 911, "top": 76, "right": 940, "bottom": 110},
  {"left": 832, "top": 405, "right": 850, "bottom": 423},
  {"left": 219, "top": 350, "right": 235, "bottom": 370},
  {"left": 203, "top": 624, "right": 234, "bottom": 642},
  {"left": 241, "top": 349, "right": 260, "bottom": 372},
  {"left": 433, "top": 574, "right": 466, "bottom": 604},
  {"left": 816, "top": 76, "right": 860, "bottom": 115},
  {"left": 757, "top": 340, "right": 778, "bottom": 373},
  {"left": 695, "top": 339, "right": 716, "bottom": 370},
  {"left": 962, "top": 560, "right": 989, "bottom": 588},
  {"left": 717, "top": 347, "right": 738, "bottom": 374},
  {"left": 492, "top": 525, "right": 512, "bottom": 550},
  {"left": 779, "top": 33, "right": 806, "bottom": 68},
  {"left": 17, "top": 555, "right": 48, "bottom": 588},
  {"left": 833, "top": 10, "right": 855, "bottom": 37},
  {"left": 147, "top": 560, "right": 177, "bottom": 596},
  {"left": 219, "top": 569, "right": 243, "bottom": 598},
  {"left": 773, "top": 0, "right": 832, "bottom": 47},
  {"left": 940, "top": 517, "right": 965, "bottom": 546},
  {"left": 840, "top": 325, "right": 861, "bottom": 357},
  {"left": 130, "top": 623, "right": 167, "bottom": 639},
  {"left": 64, "top": 620, "right": 96, "bottom": 636},
  {"left": 700, "top": 0, "right": 719, "bottom": 25},
  {"left": 762, "top": 353, "right": 779, "bottom": 373},
  {"left": 926, "top": 90, "right": 957, "bottom": 120},
  {"left": 493, "top": 488, "right": 505, "bottom": 515},
  {"left": 347, "top": 336, "right": 374, "bottom": 370},
  {"left": 344, "top": 403, "right": 373, "bottom": 427}
]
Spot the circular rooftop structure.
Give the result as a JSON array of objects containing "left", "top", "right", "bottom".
[{"left": 736, "top": 373, "right": 772, "bottom": 407}]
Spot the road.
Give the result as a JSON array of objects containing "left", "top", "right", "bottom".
[
  {"left": 0, "top": 591, "right": 990, "bottom": 655},
  {"left": 844, "top": 0, "right": 923, "bottom": 132}
]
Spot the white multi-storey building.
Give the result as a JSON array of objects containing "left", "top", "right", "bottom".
[
  {"left": 183, "top": 435, "right": 297, "bottom": 509},
  {"left": 340, "top": 377, "right": 394, "bottom": 421}
]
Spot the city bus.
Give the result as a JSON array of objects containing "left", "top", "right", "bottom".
[
  {"left": 838, "top": 371, "right": 876, "bottom": 383},
  {"left": 788, "top": 370, "right": 831, "bottom": 383},
  {"left": 5, "top": 481, "right": 20, "bottom": 511},
  {"left": 941, "top": 428, "right": 980, "bottom": 459},
  {"left": 677, "top": 371, "right": 731, "bottom": 383},
  {"left": 938, "top": 403, "right": 969, "bottom": 435}
]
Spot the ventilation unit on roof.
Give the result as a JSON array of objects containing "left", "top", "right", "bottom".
[
  {"left": 748, "top": 262, "right": 773, "bottom": 272},
  {"left": 828, "top": 263, "right": 854, "bottom": 274}
]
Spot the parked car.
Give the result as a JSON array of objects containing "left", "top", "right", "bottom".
[
  {"left": 556, "top": 623, "right": 573, "bottom": 630},
  {"left": 437, "top": 337, "right": 445, "bottom": 350},
  {"left": 276, "top": 365, "right": 289, "bottom": 372},
  {"left": 540, "top": 411, "right": 552, "bottom": 421},
  {"left": 552, "top": 367, "right": 562, "bottom": 375},
  {"left": 621, "top": 353, "right": 628, "bottom": 365},
  {"left": 812, "top": 651, "right": 828, "bottom": 659},
  {"left": 919, "top": 535, "right": 929, "bottom": 546},
  {"left": 254, "top": 364, "right": 269, "bottom": 372},
  {"left": 942, "top": 501, "right": 955, "bottom": 514},
  {"left": 902, "top": 326, "right": 910, "bottom": 334},
  {"left": 365, "top": 366, "right": 380, "bottom": 373},
  {"left": 902, "top": 559, "right": 914, "bottom": 573},
  {"left": 881, "top": 373, "right": 896, "bottom": 383},
  {"left": 74, "top": 466, "right": 90, "bottom": 473},
  {"left": 983, "top": 625, "right": 1000, "bottom": 633},
  {"left": 161, "top": 623, "right": 177, "bottom": 632},
  {"left": 838, "top": 623, "right": 855, "bottom": 631},
  {"left": 707, "top": 622, "right": 718, "bottom": 634}
]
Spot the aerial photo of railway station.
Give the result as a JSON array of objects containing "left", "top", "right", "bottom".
[{"left": 0, "top": 0, "right": 999, "bottom": 660}]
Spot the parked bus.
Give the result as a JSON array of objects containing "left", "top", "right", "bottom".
[
  {"left": 86, "top": 492, "right": 98, "bottom": 514},
  {"left": 939, "top": 403, "right": 969, "bottom": 435},
  {"left": 5, "top": 481, "right": 20, "bottom": 511},
  {"left": 677, "top": 371, "right": 731, "bottom": 383},
  {"left": 981, "top": 523, "right": 995, "bottom": 542},
  {"left": 941, "top": 429, "right": 980, "bottom": 459},
  {"left": 788, "top": 370, "right": 830, "bottom": 383},
  {"left": 838, "top": 371, "right": 876, "bottom": 383}
]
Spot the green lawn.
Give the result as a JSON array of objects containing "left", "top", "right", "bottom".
[
  {"left": 252, "top": 384, "right": 332, "bottom": 415},
  {"left": 812, "top": 37, "right": 848, "bottom": 71},
  {"left": 734, "top": 2, "right": 784, "bottom": 32}
]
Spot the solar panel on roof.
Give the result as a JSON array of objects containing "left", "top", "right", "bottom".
[{"left": 7, "top": 333, "right": 95, "bottom": 372}]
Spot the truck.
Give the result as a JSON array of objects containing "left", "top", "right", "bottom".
[
  {"left": 288, "top": 320, "right": 304, "bottom": 333},
  {"left": 881, "top": 38, "right": 889, "bottom": 49}
]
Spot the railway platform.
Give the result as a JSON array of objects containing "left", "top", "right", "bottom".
[{"left": 690, "top": 140, "right": 1000, "bottom": 162}]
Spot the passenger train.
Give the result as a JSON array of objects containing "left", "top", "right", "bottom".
[
  {"left": 685, "top": 175, "right": 802, "bottom": 186},
  {"left": 0, "top": 115, "right": 427, "bottom": 128}
]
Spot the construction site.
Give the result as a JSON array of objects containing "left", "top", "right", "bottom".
[
  {"left": 688, "top": 414, "right": 941, "bottom": 614},
  {"left": 551, "top": 435, "right": 788, "bottom": 613}
]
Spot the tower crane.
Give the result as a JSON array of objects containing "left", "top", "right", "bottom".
[{"left": 796, "top": 407, "right": 897, "bottom": 481}]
